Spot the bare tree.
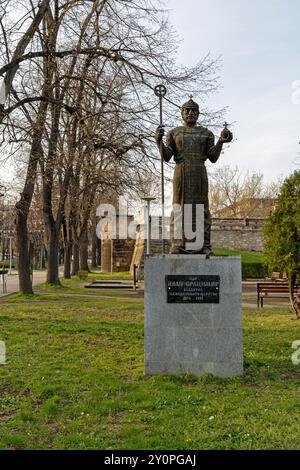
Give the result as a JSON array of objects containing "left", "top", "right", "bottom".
[
  {"left": 0, "top": 0, "right": 50, "bottom": 115},
  {"left": 1, "top": 0, "right": 224, "bottom": 291},
  {"left": 209, "top": 165, "right": 280, "bottom": 218}
]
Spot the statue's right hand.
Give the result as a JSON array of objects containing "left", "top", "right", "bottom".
[{"left": 155, "top": 126, "right": 165, "bottom": 143}]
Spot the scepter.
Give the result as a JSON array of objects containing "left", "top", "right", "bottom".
[{"left": 154, "top": 84, "right": 167, "bottom": 255}]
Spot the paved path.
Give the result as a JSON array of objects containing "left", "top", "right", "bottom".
[
  {"left": 242, "top": 280, "right": 291, "bottom": 308},
  {"left": 0, "top": 270, "right": 47, "bottom": 297}
]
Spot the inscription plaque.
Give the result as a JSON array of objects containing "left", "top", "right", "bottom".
[{"left": 166, "top": 275, "right": 220, "bottom": 304}]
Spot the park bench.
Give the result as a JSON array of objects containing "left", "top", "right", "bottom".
[{"left": 256, "top": 281, "right": 299, "bottom": 307}]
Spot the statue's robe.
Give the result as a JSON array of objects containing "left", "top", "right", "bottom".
[{"left": 166, "top": 126, "right": 223, "bottom": 251}]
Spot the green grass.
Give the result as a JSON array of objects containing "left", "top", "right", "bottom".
[
  {"left": 214, "top": 248, "right": 263, "bottom": 264},
  {"left": 213, "top": 249, "right": 268, "bottom": 278},
  {"left": 85, "top": 271, "right": 133, "bottom": 280},
  {"left": 32, "top": 271, "right": 135, "bottom": 296},
  {"left": 0, "top": 290, "right": 300, "bottom": 450},
  {"left": 31, "top": 271, "right": 138, "bottom": 300},
  {"left": 0, "top": 260, "right": 17, "bottom": 269},
  {"left": 35, "top": 271, "right": 133, "bottom": 292}
]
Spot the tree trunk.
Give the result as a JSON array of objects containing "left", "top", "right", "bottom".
[
  {"left": 59, "top": 247, "right": 64, "bottom": 265},
  {"left": 46, "top": 229, "right": 60, "bottom": 284},
  {"left": 15, "top": 207, "right": 33, "bottom": 294},
  {"left": 41, "top": 246, "right": 46, "bottom": 269},
  {"left": 288, "top": 274, "right": 300, "bottom": 318},
  {"left": 293, "top": 290, "right": 300, "bottom": 319},
  {"left": 14, "top": 71, "right": 49, "bottom": 293},
  {"left": 15, "top": 127, "right": 44, "bottom": 293},
  {"left": 79, "top": 228, "right": 89, "bottom": 271},
  {"left": 72, "top": 239, "right": 79, "bottom": 276},
  {"left": 64, "top": 241, "right": 72, "bottom": 279},
  {"left": 43, "top": 201, "right": 61, "bottom": 285},
  {"left": 91, "top": 228, "right": 98, "bottom": 268}
]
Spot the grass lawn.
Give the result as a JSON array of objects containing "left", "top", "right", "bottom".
[
  {"left": 0, "top": 288, "right": 300, "bottom": 450},
  {"left": 36, "top": 270, "right": 134, "bottom": 291},
  {"left": 32, "top": 271, "right": 138, "bottom": 297},
  {"left": 213, "top": 248, "right": 263, "bottom": 264}
]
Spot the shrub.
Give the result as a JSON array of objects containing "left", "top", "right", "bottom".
[{"left": 242, "top": 262, "right": 268, "bottom": 279}]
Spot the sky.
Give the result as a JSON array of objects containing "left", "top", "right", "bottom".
[
  {"left": 166, "top": 0, "right": 300, "bottom": 183},
  {"left": 1, "top": 0, "right": 299, "bottom": 191}
]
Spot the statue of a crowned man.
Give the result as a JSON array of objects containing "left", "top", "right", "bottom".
[{"left": 156, "top": 98, "right": 233, "bottom": 255}]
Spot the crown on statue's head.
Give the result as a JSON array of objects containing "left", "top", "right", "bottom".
[{"left": 181, "top": 95, "right": 199, "bottom": 112}]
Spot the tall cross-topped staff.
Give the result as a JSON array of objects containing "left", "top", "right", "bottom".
[{"left": 154, "top": 84, "right": 167, "bottom": 254}]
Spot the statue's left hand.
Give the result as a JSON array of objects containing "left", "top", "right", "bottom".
[{"left": 220, "top": 128, "right": 233, "bottom": 143}]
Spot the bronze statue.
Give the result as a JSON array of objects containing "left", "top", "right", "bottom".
[{"left": 156, "top": 98, "right": 233, "bottom": 255}]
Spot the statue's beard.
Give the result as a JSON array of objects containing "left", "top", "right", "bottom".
[{"left": 185, "top": 117, "right": 197, "bottom": 125}]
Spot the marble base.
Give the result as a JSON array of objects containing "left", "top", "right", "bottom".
[{"left": 144, "top": 255, "right": 243, "bottom": 378}]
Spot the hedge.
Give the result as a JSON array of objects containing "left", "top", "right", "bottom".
[
  {"left": 242, "top": 262, "right": 269, "bottom": 279},
  {"left": 0, "top": 260, "right": 17, "bottom": 268}
]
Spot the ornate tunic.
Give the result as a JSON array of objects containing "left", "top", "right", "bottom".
[{"left": 166, "top": 125, "right": 223, "bottom": 250}]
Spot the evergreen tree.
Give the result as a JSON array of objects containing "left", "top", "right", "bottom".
[{"left": 263, "top": 170, "right": 300, "bottom": 318}]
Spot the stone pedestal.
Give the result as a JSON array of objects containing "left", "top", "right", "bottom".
[{"left": 144, "top": 255, "right": 243, "bottom": 378}]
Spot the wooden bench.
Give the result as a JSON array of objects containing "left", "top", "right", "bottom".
[{"left": 256, "top": 282, "right": 298, "bottom": 307}]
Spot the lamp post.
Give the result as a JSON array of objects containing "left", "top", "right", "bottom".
[
  {"left": 141, "top": 197, "right": 156, "bottom": 256},
  {"left": 154, "top": 84, "right": 167, "bottom": 254}
]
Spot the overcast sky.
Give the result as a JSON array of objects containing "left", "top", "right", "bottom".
[
  {"left": 1, "top": 0, "right": 299, "bottom": 189},
  {"left": 166, "top": 0, "right": 300, "bottom": 182}
]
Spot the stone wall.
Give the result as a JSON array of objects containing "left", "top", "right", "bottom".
[
  {"left": 112, "top": 239, "right": 135, "bottom": 272},
  {"left": 211, "top": 218, "right": 265, "bottom": 252},
  {"left": 130, "top": 216, "right": 266, "bottom": 278},
  {"left": 100, "top": 214, "right": 135, "bottom": 272}
]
